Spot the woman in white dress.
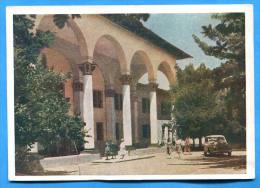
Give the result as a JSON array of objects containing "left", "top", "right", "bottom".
[{"left": 118, "top": 138, "right": 127, "bottom": 159}]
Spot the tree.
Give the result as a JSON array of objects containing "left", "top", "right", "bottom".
[
  {"left": 193, "top": 13, "right": 246, "bottom": 143},
  {"left": 14, "top": 15, "right": 86, "bottom": 171},
  {"left": 52, "top": 14, "right": 150, "bottom": 29},
  {"left": 172, "top": 64, "right": 224, "bottom": 140}
]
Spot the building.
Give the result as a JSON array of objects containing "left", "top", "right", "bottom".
[{"left": 35, "top": 14, "right": 191, "bottom": 153}]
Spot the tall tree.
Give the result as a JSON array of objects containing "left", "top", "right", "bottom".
[
  {"left": 14, "top": 15, "right": 86, "bottom": 172},
  {"left": 192, "top": 13, "right": 246, "bottom": 143},
  {"left": 172, "top": 64, "right": 225, "bottom": 139}
]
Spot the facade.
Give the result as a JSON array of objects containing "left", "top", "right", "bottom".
[{"left": 36, "top": 14, "right": 191, "bottom": 153}]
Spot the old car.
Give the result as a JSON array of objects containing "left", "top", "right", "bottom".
[{"left": 204, "top": 135, "right": 232, "bottom": 156}]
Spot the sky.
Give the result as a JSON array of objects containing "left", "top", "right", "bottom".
[
  {"left": 144, "top": 13, "right": 224, "bottom": 69},
  {"left": 139, "top": 13, "right": 224, "bottom": 90}
]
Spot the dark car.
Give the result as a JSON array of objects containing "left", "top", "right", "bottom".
[{"left": 204, "top": 135, "right": 232, "bottom": 156}]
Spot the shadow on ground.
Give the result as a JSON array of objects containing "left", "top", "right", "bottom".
[{"left": 182, "top": 154, "right": 246, "bottom": 170}]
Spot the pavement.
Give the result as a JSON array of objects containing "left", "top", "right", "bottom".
[
  {"left": 43, "top": 150, "right": 246, "bottom": 175},
  {"left": 92, "top": 154, "right": 155, "bottom": 163}
]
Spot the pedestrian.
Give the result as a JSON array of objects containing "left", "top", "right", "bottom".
[
  {"left": 166, "top": 138, "right": 172, "bottom": 159},
  {"left": 184, "top": 137, "right": 192, "bottom": 155},
  {"left": 175, "top": 139, "right": 183, "bottom": 159},
  {"left": 118, "top": 138, "right": 127, "bottom": 159},
  {"left": 104, "top": 142, "right": 110, "bottom": 160}
]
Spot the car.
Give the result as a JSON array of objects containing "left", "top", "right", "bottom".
[{"left": 203, "top": 135, "right": 232, "bottom": 156}]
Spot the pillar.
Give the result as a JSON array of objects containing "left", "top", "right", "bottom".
[
  {"left": 149, "top": 82, "right": 159, "bottom": 145},
  {"left": 120, "top": 75, "right": 132, "bottom": 146},
  {"left": 105, "top": 86, "right": 116, "bottom": 142},
  {"left": 73, "top": 81, "right": 83, "bottom": 115},
  {"left": 131, "top": 90, "right": 139, "bottom": 144},
  {"left": 78, "top": 61, "right": 96, "bottom": 149}
]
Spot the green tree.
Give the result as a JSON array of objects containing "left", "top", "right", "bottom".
[
  {"left": 52, "top": 14, "right": 150, "bottom": 29},
  {"left": 14, "top": 15, "right": 86, "bottom": 171},
  {"left": 193, "top": 13, "right": 246, "bottom": 143},
  {"left": 172, "top": 64, "right": 226, "bottom": 142}
]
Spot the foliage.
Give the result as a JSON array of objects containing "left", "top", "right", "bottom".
[
  {"left": 172, "top": 64, "right": 223, "bottom": 138},
  {"left": 14, "top": 15, "right": 86, "bottom": 164},
  {"left": 53, "top": 14, "right": 81, "bottom": 29},
  {"left": 172, "top": 13, "right": 245, "bottom": 144},
  {"left": 193, "top": 13, "right": 246, "bottom": 128},
  {"left": 53, "top": 14, "right": 149, "bottom": 29}
]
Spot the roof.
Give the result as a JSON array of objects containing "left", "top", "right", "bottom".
[
  {"left": 205, "top": 135, "right": 225, "bottom": 138},
  {"left": 102, "top": 14, "right": 192, "bottom": 60}
]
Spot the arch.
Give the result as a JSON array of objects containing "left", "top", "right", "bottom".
[
  {"left": 157, "top": 61, "right": 176, "bottom": 86},
  {"left": 38, "top": 15, "right": 88, "bottom": 59},
  {"left": 93, "top": 34, "right": 128, "bottom": 75},
  {"left": 42, "top": 45, "right": 80, "bottom": 81},
  {"left": 130, "top": 50, "right": 156, "bottom": 84}
]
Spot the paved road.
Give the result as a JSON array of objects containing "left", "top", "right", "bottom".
[{"left": 44, "top": 150, "right": 246, "bottom": 175}]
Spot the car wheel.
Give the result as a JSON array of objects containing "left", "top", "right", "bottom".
[{"left": 228, "top": 152, "right": 232, "bottom": 157}]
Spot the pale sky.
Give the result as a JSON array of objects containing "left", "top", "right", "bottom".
[{"left": 139, "top": 13, "right": 224, "bottom": 90}]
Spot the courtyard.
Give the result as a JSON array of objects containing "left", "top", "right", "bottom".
[{"left": 43, "top": 150, "right": 246, "bottom": 175}]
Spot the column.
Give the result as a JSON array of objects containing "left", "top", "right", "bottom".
[
  {"left": 73, "top": 81, "right": 83, "bottom": 115},
  {"left": 131, "top": 90, "right": 139, "bottom": 144},
  {"left": 105, "top": 86, "right": 116, "bottom": 142},
  {"left": 149, "top": 82, "right": 159, "bottom": 145},
  {"left": 120, "top": 75, "right": 132, "bottom": 146},
  {"left": 78, "top": 61, "right": 96, "bottom": 149}
]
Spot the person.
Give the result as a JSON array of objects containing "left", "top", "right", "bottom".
[
  {"left": 104, "top": 142, "right": 110, "bottom": 160},
  {"left": 184, "top": 137, "right": 192, "bottom": 155},
  {"left": 166, "top": 138, "right": 172, "bottom": 159},
  {"left": 118, "top": 138, "right": 127, "bottom": 159},
  {"left": 175, "top": 139, "right": 183, "bottom": 159}
]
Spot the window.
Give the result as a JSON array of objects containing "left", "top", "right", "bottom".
[
  {"left": 161, "top": 101, "right": 172, "bottom": 116},
  {"left": 114, "top": 93, "right": 123, "bottom": 111},
  {"left": 115, "top": 123, "right": 121, "bottom": 140},
  {"left": 93, "top": 90, "right": 103, "bottom": 108},
  {"left": 96, "top": 122, "right": 104, "bottom": 141},
  {"left": 142, "top": 98, "right": 150, "bottom": 113},
  {"left": 142, "top": 124, "right": 150, "bottom": 139}
]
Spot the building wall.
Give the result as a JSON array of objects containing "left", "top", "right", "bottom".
[
  {"left": 135, "top": 84, "right": 171, "bottom": 146},
  {"left": 92, "top": 66, "right": 107, "bottom": 152},
  {"left": 36, "top": 15, "right": 177, "bottom": 85},
  {"left": 35, "top": 15, "right": 179, "bottom": 151},
  {"left": 42, "top": 48, "right": 74, "bottom": 114}
]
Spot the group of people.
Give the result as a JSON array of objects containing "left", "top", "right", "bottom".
[
  {"left": 166, "top": 137, "right": 192, "bottom": 159},
  {"left": 105, "top": 137, "right": 192, "bottom": 160},
  {"left": 105, "top": 138, "right": 127, "bottom": 160}
]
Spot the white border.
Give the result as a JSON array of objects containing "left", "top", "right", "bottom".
[{"left": 6, "top": 4, "right": 255, "bottom": 181}]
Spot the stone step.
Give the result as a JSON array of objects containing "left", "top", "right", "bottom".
[{"left": 40, "top": 153, "right": 100, "bottom": 168}]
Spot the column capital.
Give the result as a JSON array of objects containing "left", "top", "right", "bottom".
[
  {"left": 120, "top": 74, "right": 132, "bottom": 85},
  {"left": 78, "top": 57, "right": 97, "bottom": 75},
  {"left": 73, "top": 81, "right": 83, "bottom": 91},
  {"left": 149, "top": 82, "right": 159, "bottom": 91}
]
